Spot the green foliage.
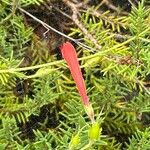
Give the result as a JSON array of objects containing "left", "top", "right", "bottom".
[
  {"left": 20, "top": 0, "right": 44, "bottom": 6},
  {"left": 1, "top": 0, "right": 44, "bottom": 6},
  {"left": 126, "top": 128, "right": 150, "bottom": 150},
  {"left": 0, "top": 0, "right": 150, "bottom": 149}
]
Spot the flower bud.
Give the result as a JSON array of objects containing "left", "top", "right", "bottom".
[
  {"left": 69, "top": 133, "right": 80, "bottom": 149},
  {"left": 89, "top": 122, "right": 101, "bottom": 141}
]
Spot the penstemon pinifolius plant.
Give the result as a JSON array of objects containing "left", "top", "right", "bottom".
[{"left": 0, "top": 0, "right": 150, "bottom": 149}]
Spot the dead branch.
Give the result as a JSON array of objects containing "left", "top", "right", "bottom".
[
  {"left": 18, "top": 7, "right": 96, "bottom": 52},
  {"left": 63, "top": 0, "right": 102, "bottom": 50}
]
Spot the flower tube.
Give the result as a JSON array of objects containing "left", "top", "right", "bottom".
[{"left": 60, "top": 42, "right": 95, "bottom": 123}]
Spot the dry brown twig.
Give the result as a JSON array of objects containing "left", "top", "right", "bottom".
[
  {"left": 63, "top": 0, "right": 102, "bottom": 50},
  {"left": 18, "top": 7, "right": 97, "bottom": 52},
  {"left": 103, "top": 0, "right": 128, "bottom": 15}
]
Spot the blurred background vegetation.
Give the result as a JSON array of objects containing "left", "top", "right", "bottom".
[{"left": 0, "top": 0, "right": 150, "bottom": 149}]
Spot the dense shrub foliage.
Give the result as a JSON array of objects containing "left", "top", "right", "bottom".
[{"left": 0, "top": 0, "right": 150, "bottom": 149}]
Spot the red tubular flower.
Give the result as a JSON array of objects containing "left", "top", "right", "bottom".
[{"left": 60, "top": 42, "right": 95, "bottom": 123}]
